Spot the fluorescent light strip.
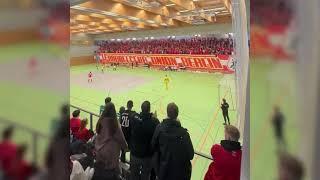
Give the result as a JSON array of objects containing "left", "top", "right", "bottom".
[
  {"left": 127, "top": 16, "right": 140, "bottom": 21},
  {"left": 166, "top": 4, "right": 175, "bottom": 6},
  {"left": 146, "top": 20, "right": 156, "bottom": 24}
]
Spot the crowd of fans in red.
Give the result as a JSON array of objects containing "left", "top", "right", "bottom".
[
  {"left": 251, "top": 0, "right": 292, "bottom": 27},
  {"left": 96, "top": 37, "right": 234, "bottom": 55},
  {"left": 0, "top": 127, "right": 35, "bottom": 179}
]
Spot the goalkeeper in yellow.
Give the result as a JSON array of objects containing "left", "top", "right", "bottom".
[{"left": 163, "top": 75, "right": 170, "bottom": 90}]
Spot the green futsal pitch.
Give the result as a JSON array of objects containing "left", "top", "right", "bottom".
[
  {"left": 250, "top": 59, "right": 298, "bottom": 180},
  {"left": 70, "top": 64, "right": 237, "bottom": 180},
  {"left": 0, "top": 42, "right": 68, "bottom": 164}
]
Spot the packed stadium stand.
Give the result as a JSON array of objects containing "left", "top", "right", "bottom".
[{"left": 96, "top": 37, "right": 234, "bottom": 55}]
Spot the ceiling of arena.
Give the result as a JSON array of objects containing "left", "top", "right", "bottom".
[{"left": 70, "top": 0, "right": 232, "bottom": 34}]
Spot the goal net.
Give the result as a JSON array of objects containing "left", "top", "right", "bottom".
[{"left": 218, "top": 75, "right": 237, "bottom": 111}]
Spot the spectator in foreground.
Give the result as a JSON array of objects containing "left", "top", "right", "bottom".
[
  {"left": 6, "top": 144, "right": 33, "bottom": 180},
  {"left": 94, "top": 102, "right": 128, "bottom": 180},
  {"left": 130, "top": 101, "right": 160, "bottom": 180},
  {"left": 51, "top": 104, "right": 69, "bottom": 135},
  {"left": 278, "top": 152, "right": 304, "bottom": 180},
  {"left": 119, "top": 100, "right": 136, "bottom": 163},
  {"left": 44, "top": 106, "right": 70, "bottom": 180},
  {"left": 151, "top": 103, "right": 194, "bottom": 180},
  {"left": 204, "top": 125, "right": 242, "bottom": 180},
  {"left": 118, "top": 106, "right": 125, "bottom": 119},
  {"left": 75, "top": 118, "right": 94, "bottom": 143},
  {"left": 0, "top": 126, "right": 17, "bottom": 177},
  {"left": 70, "top": 110, "right": 81, "bottom": 136}
]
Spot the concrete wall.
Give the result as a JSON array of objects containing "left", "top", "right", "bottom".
[{"left": 70, "top": 45, "right": 98, "bottom": 57}]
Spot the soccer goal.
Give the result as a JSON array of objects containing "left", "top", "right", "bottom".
[{"left": 218, "top": 75, "right": 237, "bottom": 111}]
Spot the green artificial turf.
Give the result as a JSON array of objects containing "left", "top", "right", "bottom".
[
  {"left": 70, "top": 64, "right": 237, "bottom": 180},
  {"left": 0, "top": 42, "right": 67, "bottom": 165}
]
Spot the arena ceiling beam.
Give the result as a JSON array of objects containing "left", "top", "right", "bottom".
[
  {"left": 70, "top": 0, "right": 232, "bottom": 34},
  {"left": 109, "top": 0, "right": 191, "bottom": 24},
  {"left": 74, "top": 0, "right": 185, "bottom": 26}
]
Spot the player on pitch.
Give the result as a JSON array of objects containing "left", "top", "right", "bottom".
[
  {"left": 221, "top": 98, "right": 230, "bottom": 125},
  {"left": 28, "top": 56, "right": 38, "bottom": 77},
  {"left": 88, "top": 71, "right": 93, "bottom": 83},
  {"left": 164, "top": 74, "right": 170, "bottom": 90}
]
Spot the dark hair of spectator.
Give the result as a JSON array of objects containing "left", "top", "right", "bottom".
[
  {"left": 222, "top": 98, "right": 226, "bottom": 102},
  {"left": 105, "top": 97, "right": 112, "bottom": 104},
  {"left": 167, "top": 102, "right": 179, "bottom": 120},
  {"left": 2, "top": 126, "right": 14, "bottom": 140},
  {"left": 72, "top": 110, "right": 80, "bottom": 117},
  {"left": 127, "top": 100, "right": 133, "bottom": 109},
  {"left": 119, "top": 106, "right": 125, "bottom": 114},
  {"left": 80, "top": 118, "right": 88, "bottom": 129},
  {"left": 279, "top": 152, "right": 304, "bottom": 180},
  {"left": 141, "top": 101, "right": 151, "bottom": 113},
  {"left": 60, "top": 103, "right": 69, "bottom": 119},
  {"left": 17, "top": 144, "right": 27, "bottom": 158},
  {"left": 100, "top": 102, "right": 118, "bottom": 136}
]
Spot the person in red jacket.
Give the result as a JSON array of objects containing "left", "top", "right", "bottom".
[
  {"left": 0, "top": 126, "right": 17, "bottom": 176},
  {"left": 6, "top": 144, "right": 33, "bottom": 180},
  {"left": 204, "top": 125, "right": 242, "bottom": 180},
  {"left": 70, "top": 110, "right": 81, "bottom": 136},
  {"left": 75, "top": 118, "right": 93, "bottom": 142}
]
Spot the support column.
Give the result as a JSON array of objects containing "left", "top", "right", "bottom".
[
  {"left": 297, "top": 0, "right": 320, "bottom": 179},
  {"left": 231, "top": 0, "right": 249, "bottom": 179}
]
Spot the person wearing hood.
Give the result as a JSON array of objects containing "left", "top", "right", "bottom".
[
  {"left": 204, "top": 125, "right": 242, "bottom": 180},
  {"left": 130, "top": 101, "right": 160, "bottom": 180}
]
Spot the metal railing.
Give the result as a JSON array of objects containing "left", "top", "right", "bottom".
[
  {"left": 70, "top": 104, "right": 213, "bottom": 161},
  {"left": 0, "top": 117, "right": 49, "bottom": 164}
]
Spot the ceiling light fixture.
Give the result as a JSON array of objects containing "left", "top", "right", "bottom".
[
  {"left": 146, "top": 20, "right": 156, "bottom": 24},
  {"left": 166, "top": 3, "right": 175, "bottom": 6}
]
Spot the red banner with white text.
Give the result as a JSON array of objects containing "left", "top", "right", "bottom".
[{"left": 99, "top": 53, "right": 234, "bottom": 73}]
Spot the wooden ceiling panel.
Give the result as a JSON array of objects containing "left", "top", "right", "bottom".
[{"left": 70, "top": 0, "right": 232, "bottom": 34}]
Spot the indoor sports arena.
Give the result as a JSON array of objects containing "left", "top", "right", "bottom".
[
  {"left": 70, "top": 0, "right": 249, "bottom": 179},
  {"left": 2, "top": 0, "right": 320, "bottom": 179}
]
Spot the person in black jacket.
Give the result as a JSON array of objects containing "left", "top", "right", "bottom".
[
  {"left": 221, "top": 98, "right": 230, "bottom": 125},
  {"left": 130, "top": 101, "right": 160, "bottom": 180},
  {"left": 151, "top": 103, "right": 194, "bottom": 180},
  {"left": 272, "top": 106, "right": 286, "bottom": 149},
  {"left": 120, "top": 100, "right": 136, "bottom": 163}
]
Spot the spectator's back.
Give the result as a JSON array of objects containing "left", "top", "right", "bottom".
[
  {"left": 151, "top": 103, "right": 194, "bottom": 180},
  {"left": 131, "top": 111, "right": 159, "bottom": 158}
]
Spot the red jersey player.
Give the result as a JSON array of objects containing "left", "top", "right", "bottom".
[
  {"left": 28, "top": 57, "right": 37, "bottom": 76},
  {"left": 88, "top": 71, "right": 93, "bottom": 83}
]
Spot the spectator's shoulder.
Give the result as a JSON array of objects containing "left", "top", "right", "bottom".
[
  {"left": 211, "top": 144, "right": 222, "bottom": 154},
  {"left": 151, "top": 116, "right": 160, "bottom": 124}
]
